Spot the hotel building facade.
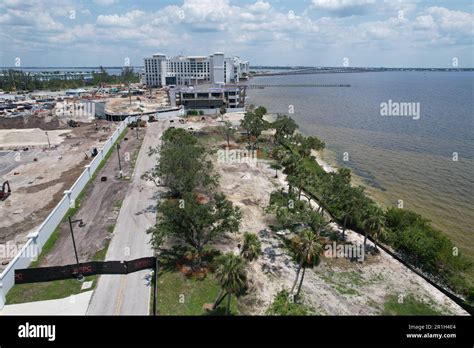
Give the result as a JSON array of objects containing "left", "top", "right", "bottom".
[{"left": 143, "top": 52, "right": 249, "bottom": 87}]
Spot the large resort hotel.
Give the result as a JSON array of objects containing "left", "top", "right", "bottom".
[
  {"left": 143, "top": 52, "right": 250, "bottom": 87},
  {"left": 143, "top": 52, "right": 250, "bottom": 112}
]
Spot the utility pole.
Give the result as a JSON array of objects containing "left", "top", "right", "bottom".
[
  {"left": 45, "top": 131, "right": 51, "bottom": 148},
  {"left": 116, "top": 143, "right": 122, "bottom": 177},
  {"left": 136, "top": 116, "right": 140, "bottom": 140},
  {"left": 68, "top": 216, "right": 84, "bottom": 281}
]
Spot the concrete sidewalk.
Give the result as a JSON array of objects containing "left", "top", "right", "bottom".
[{"left": 0, "top": 291, "right": 93, "bottom": 315}]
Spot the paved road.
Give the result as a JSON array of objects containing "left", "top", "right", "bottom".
[{"left": 87, "top": 121, "right": 166, "bottom": 315}]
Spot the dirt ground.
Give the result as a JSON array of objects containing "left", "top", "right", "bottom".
[
  {"left": 41, "top": 127, "right": 144, "bottom": 267},
  {"left": 0, "top": 128, "right": 72, "bottom": 148},
  {"left": 105, "top": 89, "right": 169, "bottom": 115},
  {"left": 204, "top": 115, "right": 467, "bottom": 316},
  {"left": 0, "top": 121, "right": 117, "bottom": 267}
]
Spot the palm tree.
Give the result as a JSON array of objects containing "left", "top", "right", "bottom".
[
  {"left": 290, "top": 229, "right": 323, "bottom": 299},
  {"left": 240, "top": 232, "right": 262, "bottom": 261},
  {"left": 281, "top": 152, "right": 300, "bottom": 194},
  {"left": 221, "top": 121, "right": 235, "bottom": 147},
  {"left": 219, "top": 106, "right": 227, "bottom": 122},
  {"left": 362, "top": 205, "right": 386, "bottom": 252},
  {"left": 213, "top": 253, "right": 247, "bottom": 315},
  {"left": 270, "top": 162, "right": 282, "bottom": 178}
]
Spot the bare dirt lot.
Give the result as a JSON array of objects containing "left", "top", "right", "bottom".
[
  {"left": 0, "top": 121, "right": 117, "bottom": 261},
  {"left": 105, "top": 89, "right": 169, "bottom": 115},
  {"left": 0, "top": 128, "right": 71, "bottom": 149},
  {"left": 199, "top": 116, "right": 467, "bottom": 316}
]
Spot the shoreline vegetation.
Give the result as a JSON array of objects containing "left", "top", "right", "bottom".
[
  {"left": 266, "top": 111, "right": 473, "bottom": 305},
  {"left": 144, "top": 105, "right": 472, "bottom": 315},
  {"left": 0, "top": 67, "right": 140, "bottom": 91}
]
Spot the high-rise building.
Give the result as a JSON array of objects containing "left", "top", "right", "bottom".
[
  {"left": 143, "top": 52, "right": 249, "bottom": 87},
  {"left": 143, "top": 53, "right": 167, "bottom": 87}
]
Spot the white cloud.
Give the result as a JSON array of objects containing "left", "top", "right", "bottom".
[
  {"left": 248, "top": 1, "right": 272, "bottom": 13},
  {"left": 97, "top": 10, "right": 145, "bottom": 27},
  {"left": 311, "top": 0, "right": 375, "bottom": 16},
  {"left": 93, "top": 0, "right": 115, "bottom": 6},
  {"left": 0, "top": 1, "right": 472, "bottom": 66}
]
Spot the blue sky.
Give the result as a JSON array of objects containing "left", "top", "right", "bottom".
[{"left": 0, "top": 0, "right": 472, "bottom": 67}]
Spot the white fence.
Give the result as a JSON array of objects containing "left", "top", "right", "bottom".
[{"left": 0, "top": 117, "right": 132, "bottom": 308}]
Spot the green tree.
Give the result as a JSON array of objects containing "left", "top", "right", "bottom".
[
  {"left": 272, "top": 115, "right": 298, "bottom": 144},
  {"left": 240, "top": 106, "right": 269, "bottom": 149},
  {"left": 148, "top": 192, "right": 242, "bottom": 266},
  {"left": 298, "top": 136, "right": 326, "bottom": 158},
  {"left": 143, "top": 128, "right": 216, "bottom": 196},
  {"left": 219, "top": 105, "right": 227, "bottom": 121},
  {"left": 270, "top": 146, "right": 286, "bottom": 178},
  {"left": 362, "top": 204, "right": 386, "bottom": 252},
  {"left": 290, "top": 229, "right": 323, "bottom": 298},
  {"left": 266, "top": 289, "right": 310, "bottom": 316},
  {"left": 213, "top": 253, "right": 247, "bottom": 314},
  {"left": 219, "top": 121, "right": 235, "bottom": 147},
  {"left": 240, "top": 232, "right": 262, "bottom": 262}
]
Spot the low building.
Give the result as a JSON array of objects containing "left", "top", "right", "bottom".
[{"left": 171, "top": 85, "right": 247, "bottom": 112}]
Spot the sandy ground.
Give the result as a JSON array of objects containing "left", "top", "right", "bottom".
[
  {"left": 0, "top": 121, "right": 117, "bottom": 270},
  {"left": 105, "top": 89, "right": 169, "bottom": 115},
  {"left": 0, "top": 128, "right": 71, "bottom": 148},
  {"left": 208, "top": 113, "right": 468, "bottom": 316}
]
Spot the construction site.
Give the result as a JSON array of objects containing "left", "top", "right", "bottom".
[
  {"left": 0, "top": 121, "right": 118, "bottom": 269},
  {"left": 0, "top": 85, "right": 170, "bottom": 271}
]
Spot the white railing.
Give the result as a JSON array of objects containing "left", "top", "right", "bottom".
[{"left": 0, "top": 117, "right": 133, "bottom": 308}]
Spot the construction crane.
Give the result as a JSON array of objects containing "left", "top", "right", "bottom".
[{"left": 0, "top": 181, "right": 11, "bottom": 201}]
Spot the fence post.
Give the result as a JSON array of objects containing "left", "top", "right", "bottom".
[
  {"left": 84, "top": 164, "right": 92, "bottom": 179},
  {"left": 64, "top": 190, "right": 74, "bottom": 210}
]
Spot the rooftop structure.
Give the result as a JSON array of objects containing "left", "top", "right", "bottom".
[{"left": 170, "top": 84, "right": 247, "bottom": 111}]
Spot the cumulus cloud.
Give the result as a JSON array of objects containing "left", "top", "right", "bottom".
[
  {"left": 0, "top": 0, "right": 472, "bottom": 66},
  {"left": 311, "top": 0, "right": 376, "bottom": 17},
  {"left": 97, "top": 10, "right": 146, "bottom": 27}
]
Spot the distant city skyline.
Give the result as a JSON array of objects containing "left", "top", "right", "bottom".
[{"left": 1, "top": 0, "right": 473, "bottom": 68}]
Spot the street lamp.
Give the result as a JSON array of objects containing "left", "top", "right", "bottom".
[
  {"left": 68, "top": 216, "right": 85, "bottom": 282},
  {"left": 117, "top": 143, "right": 122, "bottom": 178},
  {"left": 45, "top": 131, "right": 51, "bottom": 148}
]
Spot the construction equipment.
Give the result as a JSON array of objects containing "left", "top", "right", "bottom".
[
  {"left": 68, "top": 120, "right": 80, "bottom": 128},
  {"left": 0, "top": 181, "right": 11, "bottom": 201}
]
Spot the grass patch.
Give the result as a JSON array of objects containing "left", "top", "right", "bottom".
[
  {"left": 319, "top": 270, "right": 365, "bottom": 296},
  {"left": 154, "top": 271, "right": 238, "bottom": 316},
  {"left": 6, "top": 276, "right": 97, "bottom": 305},
  {"left": 6, "top": 235, "right": 110, "bottom": 305},
  {"left": 266, "top": 289, "right": 315, "bottom": 315},
  {"left": 382, "top": 294, "right": 442, "bottom": 315}
]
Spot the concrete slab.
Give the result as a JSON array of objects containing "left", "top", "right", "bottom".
[{"left": 0, "top": 290, "right": 93, "bottom": 316}]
